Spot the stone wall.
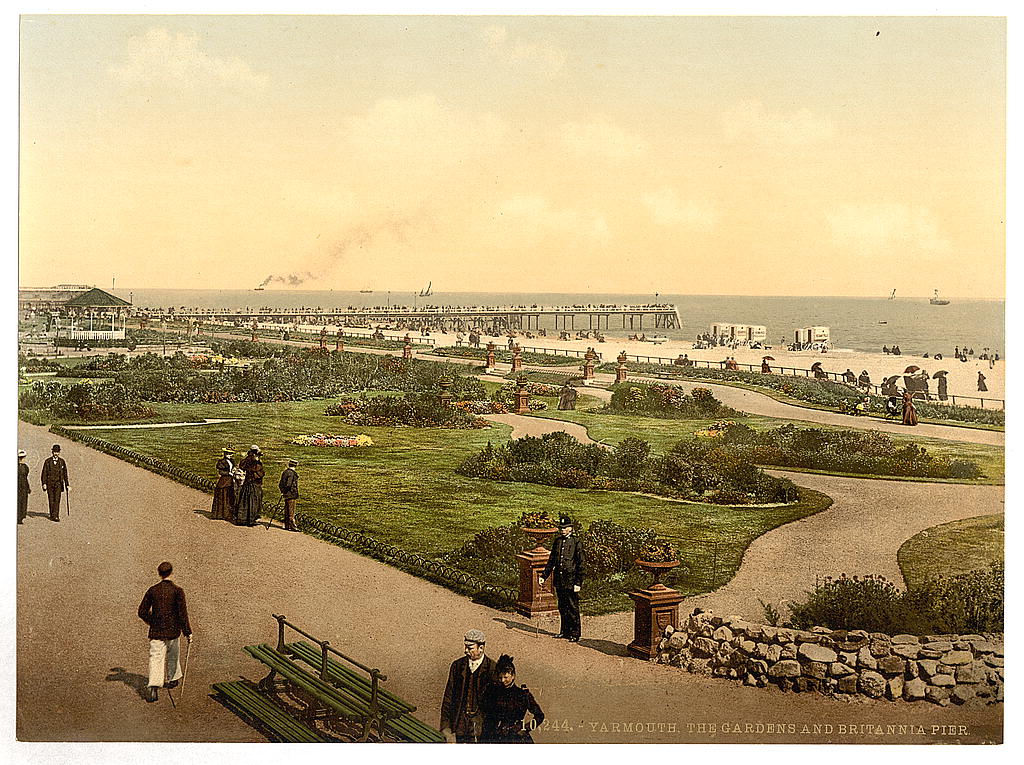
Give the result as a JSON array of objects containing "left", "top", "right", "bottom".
[{"left": 656, "top": 611, "right": 1003, "bottom": 705}]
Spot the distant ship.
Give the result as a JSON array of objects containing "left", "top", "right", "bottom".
[
  {"left": 254, "top": 286, "right": 265, "bottom": 291},
  {"left": 359, "top": 289, "right": 373, "bottom": 293},
  {"left": 419, "top": 281, "right": 432, "bottom": 297},
  {"left": 889, "top": 289, "right": 896, "bottom": 300},
  {"left": 929, "top": 289, "right": 950, "bottom": 305}
]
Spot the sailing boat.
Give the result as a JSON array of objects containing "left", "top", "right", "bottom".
[
  {"left": 419, "top": 281, "right": 432, "bottom": 297},
  {"left": 929, "top": 289, "right": 950, "bottom": 306},
  {"left": 889, "top": 289, "right": 896, "bottom": 300}
]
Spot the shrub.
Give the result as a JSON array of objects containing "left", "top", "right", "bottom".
[{"left": 607, "top": 383, "right": 741, "bottom": 420}]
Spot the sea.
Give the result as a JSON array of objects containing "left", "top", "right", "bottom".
[{"left": 119, "top": 289, "right": 1005, "bottom": 358}]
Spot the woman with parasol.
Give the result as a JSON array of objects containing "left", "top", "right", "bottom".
[
  {"left": 901, "top": 388, "right": 919, "bottom": 426},
  {"left": 933, "top": 370, "right": 949, "bottom": 401},
  {"left": 761, "top": 356, "right": 774, "bottom": 374}
]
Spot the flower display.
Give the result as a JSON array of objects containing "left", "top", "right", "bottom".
[{"left": 291, "top": 433, "right": 374, "bottom": 447}]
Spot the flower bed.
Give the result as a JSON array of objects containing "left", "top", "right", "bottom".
[
  {"left": 324, "top": 393, "right": 490, "bottom": 429},
  {"left": 607, "top": 384, "right": 741, "bottom": 420},
  {"left": 291, "top": 433, "right": 373, "bottom": 447},
  {"left": 433, "top": 346, "right": 582, "bottom": 366}
]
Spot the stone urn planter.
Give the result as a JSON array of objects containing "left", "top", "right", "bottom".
[
  {"left": 516, "top": 526, "right": 558, "bottom": 617},
  {"left": 635, "top": 559, "right": 680, "bottom": 590}
]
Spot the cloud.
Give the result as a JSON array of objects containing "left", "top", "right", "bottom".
[
  {"left": 482, "top": 25, "right": 566, "bottom": 77},
  {"left": 109, "top": 28, "right": 268, "bottom": 90},
  {"left": 498, "top": 195, "right": 609, "bottom": 239},
  {"left": 560, "top": 119, "right": 647, "bottom": 161},
  {"left": 722, "top": 99, "right": 835, "bottom": 146},
  {"left": 342, "top": 93, "right": 506, "bottom": 167},
  {"left": 828, "top": 202, "right": 952, "bottom": 259},
  {"left": 641, "top": 188, "right": 718, "bottom": 229}
]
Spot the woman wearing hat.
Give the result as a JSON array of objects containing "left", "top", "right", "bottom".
[
  {"left": 212, "top": 448, "right": 236, "bottom": 522},
  {"left": 235, "top": 446, "right": 265, "bottom": 527},
  {"left": 481, "top": 654, "right": 545, "bottom": 743}
]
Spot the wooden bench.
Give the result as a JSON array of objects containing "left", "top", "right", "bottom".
[
  {"left": 212, "top": 680, "right": 332, "bottom": 743},
  {"left": 283, "top": 640, "right": 443, "bottom": 743}
]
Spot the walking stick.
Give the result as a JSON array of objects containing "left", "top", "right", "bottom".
[
  {"left": 65, "top": 487, "right": 71, "bottom": 518},
  {"left": 167, "top": 636, "right": 192, "bottom": 708},
  {"left": 263, "top": 498, "right": 283, "bottom": 530}
]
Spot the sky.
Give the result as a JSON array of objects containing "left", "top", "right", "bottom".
[{"left": 17, "top": 14, "right": 1006, "bottom": 297}]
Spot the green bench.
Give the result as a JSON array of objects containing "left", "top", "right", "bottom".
[
  {"left": 283, "top": 640, "right": 444, "bottom": 743},
  {"left": 212, "top": 680, "right": 332, "bottom": 743}
]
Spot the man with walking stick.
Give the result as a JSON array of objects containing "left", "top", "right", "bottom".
[
  {"left": 138, "top": 561, "right": 193, "bottom": 703},
  {"left": 278, "top": 458, "right": 299, "bottom": 531}
]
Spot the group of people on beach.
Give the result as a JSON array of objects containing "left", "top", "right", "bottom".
[{"left": 212, "top": 446, "right": 299, "bottom": 531}]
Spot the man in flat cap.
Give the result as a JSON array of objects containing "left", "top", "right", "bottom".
[
  {"left": 17, "top": 450, "right": 30, "bottom": 524},
  {"left": 278, "top": 459, "right": 299, "bottom": 531},
  {"left": 40, "top": 444, "right": 69, "bottom": 522},
  {"left": 138, "top": 561, "right": 192, "bottom": 703},
  {"left": 440, "top": 629, "right": 496, "bottom": 743},
  {"left": 539, "top": 515, "right": 584, "bottom": 642}
]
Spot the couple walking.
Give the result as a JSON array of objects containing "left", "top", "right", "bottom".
[{"left": 212, "top": 445, "right": 299, "bottom": 530}]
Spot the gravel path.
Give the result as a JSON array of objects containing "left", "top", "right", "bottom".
[{"left": 16, "top": 421, "right": 1001, "bottom": 744}]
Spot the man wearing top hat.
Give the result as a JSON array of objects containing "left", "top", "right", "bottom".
[
  {"left": 278, "top": 459, "right": 299, "bottom": 532},
  {"left": 539, "top": 516, "right": 584, "bottom": 642},
  {"left": 40, "top": 444, "right": 69, "bottom": 522},
  {"left": 18, "top": 449, "right": 30, "bottom": 524}
]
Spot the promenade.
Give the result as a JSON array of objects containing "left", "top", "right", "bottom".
[{"left": 15, "top": 421, "right": 1002, "bottom": 745}]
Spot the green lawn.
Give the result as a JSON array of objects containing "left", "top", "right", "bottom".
[
  {"left": 46, "top": 397, "right": 831, "bottom": 612},
  {"left": 529, "top": 401, "right": 1005, "bottom": 485},
  {"left": 898, "top": 515, "right": 1004, "bottom": 588}
]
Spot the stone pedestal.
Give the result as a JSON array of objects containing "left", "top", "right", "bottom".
[
  {"left": 438, "top": 378, "right": 453, "bottom": 408},
  {"left": 583, "top": 361, "right": 595, "bottom": 380},
  {"left": 511, "top": 346, "right": 523, "bottom": 373},
  {"left": 336, "top": 334, "right": 344, "bottom": 352},
  {"left": 628, "top": 585, "right": 684, "bottom": 660},
  {"left": 616, "top": 364, "right": 627, "bottom": 383},
  {"left": 514, "top": 388, "right": 530, "bottom": 414},
  {"left": 485, "top": 342, "right": 497, "bottom": 369},
  {"left": 319, "top": 330, "right": 327, "bottom": 350},
  {"left": 516, "top": 536, "right": 558, "bottom": 617},
  {"left": 403, "top": 343, "right": 413, "bottom": 360}
]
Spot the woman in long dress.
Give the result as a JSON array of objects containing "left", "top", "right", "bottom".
[
  {"left": 235, "top": 445, "right": 265, "bottom": 526},
  {"left": 480, "top": 654, "right": 544, "bottom": 743},
  {"left": 978, "top": 372, "right": 988, "bottom": 392},
  {"left": 212, "top": 447, "right": 236, "bottom": 521},
  {"left": 901, "top": 390, "right": 918, "bottom": 426}
]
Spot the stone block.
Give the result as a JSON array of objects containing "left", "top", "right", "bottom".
[
  {"left": 893, "top": 643, "right": 921, "bottom": 660},
  {"left": 868, "top": 638, "right": 892, "bottom": 658},
  {"left": 754, "top": 642, "right": 770, "bottom": 660},
  {"left": 955, "top": 662, "right": 985, "bottom": 684},
  {"left": 904, "top": 677, "right": 927, "bottom": 700},
  {"left": 857, "top": 645, "right": 877, "bottom": 670},
  {"left": 745, "top": 673, "right": 758, "bottom": 686},
  {"left": 811, "top": 626, "right": 832, "bottom": 634},
  {"left": 750, "top": 660, "right": 769, "bottom": 675},
  {"left": 794, "top": 676, "right": 820, "bottom": 693},
  {"left": 712, "top": 626, "right": 734, "bottom": 641},
  {"left": 924, "top": 640, "right": 953, "bottom": 652},
  {"left": 765, "top": 644, "right": 782, "bottom": 663},
  {"left": 666, "top": 632, "right": 688, "bottom": 651},
  {"left": 877, "top": 655, "right": 905, "bottom": 676},
  {"left": 918, "top": 648, "right": 943, "bottom": 660},
  {"left": 951, "top": 685, "right": 976, "bottom": 705},
  {"left": 887, "top": 675, "right": 905, "bottom": 701},
  {"left": 930, "top": 674, "right": 955, "bottom": 688},
  {"left": 768, "top": 660, "right": 802, "bottom": 678},
  {"left": 940, "top": 650, "right": 973, "bottom": 666},
  {"left": 803, "top": 661, "right": 828, "bottom": 680},
  {"left": 836, "top": 675, "right": 858, "bottom": 694},
  {"left": 840, "top": 651, "right": 857, "bottom": 665},
  {"left": 983, "top": 655, "right": 1004, "bottom": 668},
  {"left": 848, "top": 630, "right": 869, "bottom": 639},
  {"left": 969, "top": 640, "right": 997, "bottom": 655},
  {"left": 891, "top": 634, "right": 920, "bottom": 644},
  {"left": 798, "top": 643, "right": 838, "bottom": 664},
  {"left": 829, "top": 662, "right": 855, "bottom": 677},
  {"left": 905, "top": 661, "right": 920, "bottom": 679},
  {"left": 691, "top": 637, "right": 718, "bottom": 657},
  {"left": 926, "top": 686, "right": 951, "bottom": 705},
  {"left": 740, "top": 640, "right": 757, "bottom": 654},
  {"left": 780, "top": 644, "right": 797, "bottom": 661},
  {"left": 858, "top": 670, "right": 886, "bottom": 698},
  {"left": 917, "top": 659, "right": 940, "bottom": 680}
]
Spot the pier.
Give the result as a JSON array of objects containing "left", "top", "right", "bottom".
[{"left": 135, "top": 303, "right": 682, "bottom": 333}]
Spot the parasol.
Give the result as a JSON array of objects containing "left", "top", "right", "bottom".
[
  {"left": 932, "top": 370, "right": 949, "bottom": 377},
  {"left": 811, "top": 361, "right": 823, "bottom": 370},
  {"left": 903, "top": 365, "right": 920, "bottom": 374},
  {"left": 762, "top": 356, "right": 775, "bottom": 361}
]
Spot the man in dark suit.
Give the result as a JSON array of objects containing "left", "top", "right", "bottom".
[
  {"left": 539, "top": 516, "right": 584, "bottom": 642},
  {"left": 18, "top": 449, "right": 30, "bottom": 524},
  {"left": 278, "top": 459, "right": 299, "bottom": 531},
  {"left": 440, "top": 629, "right": 496, "bottom": 743},
  {"left": 138, "top": 561, "right": 193, "bottom": 703},
  {"left": 39, "top": 444, "right": 69, "bottom": 522}
]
